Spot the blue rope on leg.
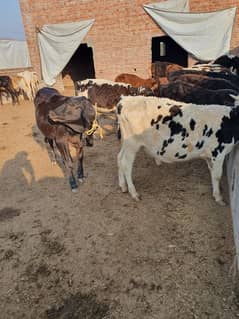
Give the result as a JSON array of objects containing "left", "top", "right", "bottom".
[
  {"left": 77, "top": 167, "right": 84, "bottom": 180},
  {"left": 69, "top": 176, "right": 77, "bottom": 192}
]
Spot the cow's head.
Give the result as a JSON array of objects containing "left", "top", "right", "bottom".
[
  {"left": 139, "top": 86, "right": 155, "bottom": 96},
  {"left": 84, "top": 131, "right": 94, "bottom": 147},
  {"left": 128, "top": 86, "right": 139, "bottom": 96}
]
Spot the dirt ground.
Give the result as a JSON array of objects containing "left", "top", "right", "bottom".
[{"left": 0, "top": 96, "right": 239, "bottom": 319}]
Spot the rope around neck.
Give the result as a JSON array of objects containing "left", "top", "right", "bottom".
[{"left": 85, "top": 118, "right": 104, "bottom": 139}]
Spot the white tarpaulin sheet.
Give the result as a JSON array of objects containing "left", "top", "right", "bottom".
[
  {"left": 144, "top": 2, "right": 236, "bottom": 61},
  {"left": 0, "top": 40, "right": 31, "bottom": 69},
  {"left": 38, "top": 19, "right": 94, "bottom": 85},
  {"left": 147, "top": 0, "right": 189, "bottom": 12}
]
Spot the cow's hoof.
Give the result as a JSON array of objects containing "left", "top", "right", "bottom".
[
  {"left": 216, "top": 199, "right": 227, "bottom": 206},
  {"left": 51, "top": 160, "right": 57, "bottom": 166},
  {"left": 71, "top": 188, "right": 78, "bottom": 193},
  {"left": 120, "top": 185, "right": 128, "bottom": 193},
  {"left": 78, "top": 178, "right": 84, "bottom": 183},
  {"left": 154, "top": 158, "right": 161, "bottom": 166},
  {"left": 132, "top": 193, "right": 141, "bottom": 201},
  {"left": 69, "top": 176, "right": 77, "bottom": 191}
]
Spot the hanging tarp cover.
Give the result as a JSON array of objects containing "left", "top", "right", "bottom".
[
  {"left": 147, "top": 0, "right": 189, "bottom": 12},
  {"left": 38, "top": 19, "right": 94, "bottom": 85},
  {"left": 144, "top": 1, "right": 236, "bottom": 61},
  {"left": 0, "top": 40, "right": 31, "bottom": 69}
]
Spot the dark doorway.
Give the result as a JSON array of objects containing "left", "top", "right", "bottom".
[
  {"left": 152, "top": 36, "right": 188, "bottom": 67},
  {"left": 62, "top": 43, "right": 95, "bottom": 84}
]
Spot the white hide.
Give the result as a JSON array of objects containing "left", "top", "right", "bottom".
[
  {"left": 117, "top": 95, "right": 235, "bottom": 205},
  {"left": 17, "top": 71, "right": 39, "bottom": 100}
]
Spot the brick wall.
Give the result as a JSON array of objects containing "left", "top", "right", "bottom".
[
  {"left": 19, "top": 0, "right": 239, "bottom": 83},
  {"left": 0, "top": 67, "right": 33, "bottom": 76}
]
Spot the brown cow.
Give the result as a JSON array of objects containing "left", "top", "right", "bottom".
[
  {"left": 76, "top": 79, "right": 155, "bottom": 112},
  {"left": 114, "top": 73, "right": 157, "bottom": 89},
  {"left": 34, "top": 87, "right": 97, "bottom": 192},
  {"left": 151, "top": 62, "right": 183, "bottom": 81}
]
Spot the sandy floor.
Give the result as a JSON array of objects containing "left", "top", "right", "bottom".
[{"left": 0, "top": 98, "right": 239, "bottom": 319}]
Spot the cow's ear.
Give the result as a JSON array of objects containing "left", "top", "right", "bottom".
[
  {"left": 81, "top": 108, "right": 92, "bottom": 128},
  {"left": 81, "top": 106, "right": 96, "bottom": 129},
  {"left": 80, "top": 109, "right": 89, "bottom": 128}
]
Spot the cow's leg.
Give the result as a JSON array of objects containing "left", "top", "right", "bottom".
[
  {"left": 55, "top": 141, "right": 78, "bottom": 192},
  {"left": 70, "top": 136, "right": 85, "bottom": 182},
  {"left": 118, "top": 148, "right": 127, "bottom": 193},
  {"left": 76, "top": 147, "right": 85, "bottom": 182},
  {"left": 14, "top": 90, "right": 20, "bottom": 105},
  {"left": 118, "top": 141, "right": 140, "bottom": 201},
  {"left": 74, "top": 81, "right": 78, "bottom": 96},
  {"left": 206, "top": 159, "right": 212, "bottom": 170},
  {"left": 45, "top": 137, "right": 57, "bottom": 164},
  {"left": 7, "top": 88, "right": 18, "bottom": 105},
  {"left": 117, "top": 121, "right": 121, "bottom": 140},
  {"left": 5, "top": 90, "right": 11, "bottom": 103},
  {"left": 30, "top": 83, "right": 35, "bottom": 100},
  {"left": 208, "top": 158, "right": 225, "bottom": 206},
  {"left": 5, "top": 88, "right": 15, "bottom": 105}
]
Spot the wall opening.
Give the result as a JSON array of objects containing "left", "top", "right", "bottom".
[
  {"left": 62, "top": 43, "right": 95, "bottom": 88},
  {"left": 152, "top": 36, "right": 188, "bottom": 67}
]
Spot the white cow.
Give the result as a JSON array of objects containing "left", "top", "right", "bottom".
[
  {"left": 17, "top": 70, "right": 39, "bottom": 100},
  {"left": 117, "top": 95, "right": 239, "bottom": 205}
]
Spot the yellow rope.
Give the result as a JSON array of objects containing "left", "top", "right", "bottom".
[
  {"left": 85, "top": 106, "right": 104, "bottom": 139},
  {"left": 85, "top": 118, "right": 104, "bottom": 139}
]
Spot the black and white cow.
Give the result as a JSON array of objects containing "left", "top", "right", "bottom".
[{"left": 117, "top": 95, "right": 239, "bottom": 205}]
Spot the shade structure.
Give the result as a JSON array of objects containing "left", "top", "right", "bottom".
[
  {"left": 144, "top": 2, "right": 236, "bottom": 61},
  {"left": 37, "top": 19, "right": 94, "bottom": 85},
  {"left": 0, "top": 40, "right": 31, "bottom": 69}
]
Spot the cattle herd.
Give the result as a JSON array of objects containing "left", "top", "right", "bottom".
[
  {"left": 3, "top": 54, "right": 239, "bottom": 205},
  {"left": 0, "top": 70, "right": 39, "bottom": 105}
]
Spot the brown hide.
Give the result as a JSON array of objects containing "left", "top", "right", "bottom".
[{"left": 115, "top": 73, "right": 156, "bottom": 89}]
